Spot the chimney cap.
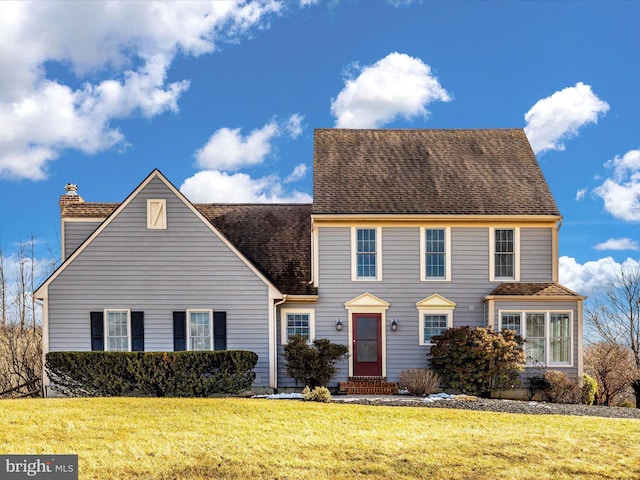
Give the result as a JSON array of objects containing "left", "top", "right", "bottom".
[{"left": 64, "top": 183, "right": 79, "bottom": 196}]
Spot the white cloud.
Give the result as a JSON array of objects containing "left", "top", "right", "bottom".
[
  {"left": 0, "top": 56, "right": 190, "bottom": 180},
  {"left": 180, "top": 169, "right": 312, "bottom": 203},
  {"left": 575, "top": 188, "right": 587, "bottom": 201},
  {"left": 331, "top": 52, "right": 451, "bottom": 128},
  {"left": 593, "top": 150, "right": 640, "bottom": 221},
  {"left": 189, "top": 114, "right": 307, "bottom": 203},
  {"left": 387, "top": 0, "right": 419, "bottom": 5},
  {"left": 285, "top": 114, "right": 304, "bottom": 139},
  {"left": 605, "top": 149, "right": 640, "bottom": 179},
  {"left": 0, "top": 1, "right": 283, "bottom": 180},
  {"left": 524, "top": 82, "right": 609, "bottom": 155},
  {"left": 284, "top": 163, "right": 308, "bottom": 183},
  {"left": 559, "top": 255, "right": 640, "bottom": 297},
  {"left": 594, "top": 238, "right": 640, "bottom": 251},
  {"left": 195, "top": 122, "right": 280, "bottom": 172},
  {"left": 194, "top": 114, "right": 304, "bottom": 171}
]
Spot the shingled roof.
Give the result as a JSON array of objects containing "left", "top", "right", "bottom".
[
  {"left": 487, "top": 283, "right": 583, "bottom": 298},
  {"left": 313, "top": 129, "right": 560, "bottom": 216},
  {"left": 62, "top": 201, "right": 315, "bottom": 296},
  {"left": 196, "top": 204, "right": 315, "bottom": 295},
  {"left": 62, "top": 202, "right": 119, "bottom": 218}
]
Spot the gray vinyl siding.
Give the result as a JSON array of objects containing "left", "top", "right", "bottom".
[
  {"left": 520, "top": 228, "right": 553, "bottom": 282},
  {"left": 63, "top": 221, "right": 102, "bottom": 259},
  {"left": 296, "top": 224, "right": 561, "bottom": 388},
  {"left": 48, "top": 177, "right": 272, "bottom": 387}
]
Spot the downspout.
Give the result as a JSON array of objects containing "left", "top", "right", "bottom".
[
  {"left": 34, "top": 296, "right": 48, "bottom": 398},
  {"left": 553, "top": 218, "right": 563, "bottom": 283},
  {"left": 272, "top": 294, "right": 287, "bottom": 392}
]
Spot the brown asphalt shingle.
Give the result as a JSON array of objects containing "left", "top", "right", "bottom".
[
  {"left": 313, "top": 129, "right": 560, "bottom": 216},
  {"left": 488, "top": 283, "right": 582, "bottom": 297},
  {"left": 61, "top": 202, "right": 119, "bottom": 218},
  {"left": 196, "top": 204, "right": 315, "bottom": 295}
]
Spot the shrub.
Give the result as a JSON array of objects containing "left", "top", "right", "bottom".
[
  {"left": 527, "top": 375, "right": 550, "bottom": 401},
  {"left": 398, "top": 368, "right": 441, "bottom": 396},
  {"left": 581, "top": 373, "right": 598, "bottom": 406},
  {"left": 302, "top": 385, "right": 331, "bottom": 403},
  {"left": 428, "top": 326, "right": 525, "bottom": 396},
  {"left": 540, "top": 370, "right": 581, "bottom": 404},
  {"left": 0, "top": 326, "right": 42, "bottom": 398},
  {"left": 283, "top": 335, "right": 348, "bottom": 388},
  {"left": 45, "top": 351, "right": 258, "bottom": 397},
  {"left": 585, "top": 342, "right": 639, "bottom": 406},
  {"left": 632, "top": 380, "right": 640, "bottom": 409}
]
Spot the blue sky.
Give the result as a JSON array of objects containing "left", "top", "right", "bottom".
[{"left": 0, "top": 0, "right": 639, "bottom": 297}]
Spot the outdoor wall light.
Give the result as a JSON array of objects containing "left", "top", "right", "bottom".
[
  {"left": 335, "top": 319, "right": 343, "bottom": 331},
  {"left": 391, "top": 319, "right": 398, "bottom": 331}
]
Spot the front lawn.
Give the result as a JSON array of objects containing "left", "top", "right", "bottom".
[{"left": 0, "top": 397, "right": 639, "bottom": 479}]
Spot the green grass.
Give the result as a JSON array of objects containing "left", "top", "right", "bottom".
[{"left": 1, "top": 397, "right": 639, "bottom": 479}]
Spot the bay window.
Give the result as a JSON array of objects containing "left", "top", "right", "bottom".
[{"left": 499, "top": 310, "right": 572, "bottom": 366}]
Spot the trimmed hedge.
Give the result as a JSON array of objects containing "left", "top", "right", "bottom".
[{"left": 45, "top": 351, "right": 258, "bottom": 397}]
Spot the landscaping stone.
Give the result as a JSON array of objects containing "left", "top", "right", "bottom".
[{"left": 331, "top": 395, "right": 640, "bottom": 420}]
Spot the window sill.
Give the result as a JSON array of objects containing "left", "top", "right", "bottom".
[{"left": 525, "top": 364, "right": 573, "bottom": 369}]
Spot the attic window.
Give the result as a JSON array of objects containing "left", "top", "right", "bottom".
[{"left": 147, "top": 199, "right": 166, "bottom": 229}]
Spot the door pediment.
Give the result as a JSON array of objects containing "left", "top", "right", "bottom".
[
  {"left": 344, "top": 292, "right": 390, "bottom": 310},
  {"left": 416, "top": 293, "right": 456, "bottom": 309}
]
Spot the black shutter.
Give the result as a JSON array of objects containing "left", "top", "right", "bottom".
[
  {"left": 173, "top": 311, "right": 186, "bottom": 351},
  {"left": 214, "top": 311, "right": 227, "bottom": 351},
  {"left": 90, "top": 311, "right": 104, "bottom": 351},
  {"left": 131, "top": 311, "right": 144, "bottom": 352}
]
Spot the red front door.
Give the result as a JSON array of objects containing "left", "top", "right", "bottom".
[{"left": 353, "top": 313, "right": 382, "bottom": 376}]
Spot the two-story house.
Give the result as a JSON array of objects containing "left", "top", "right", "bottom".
[{"left": 34, "top": 128, "right": 584, "bottom": 397}]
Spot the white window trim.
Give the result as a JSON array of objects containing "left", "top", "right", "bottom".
[
  {"left": 186, "top": 309, "right": 213, "bottom": 351},
  {"left": 418, "top": 309, "right": 454, "bottom": 346},
  {"left": 420, "top": 227, "right": 451, "bottom": 282},
  {"left": 147, "top": 199, "right": 167, "bottom": 230},
  {"left": 489, "top": 227, "right": 520, "bottom": 281},
  {"left": 280, "top": 308, "right": 315, "bottom": 345},
  {"left": 351, "top": 227, "right": 383, "bottom": 281},
  {"left": 104, "top": 309, "right": 131, "bottom": 352},
  {"left": 498, "top": 310, "right": 573, "bottom": 367}
]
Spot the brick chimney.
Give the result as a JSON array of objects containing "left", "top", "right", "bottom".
[{"left": 59, "top": 183, "right": 84, "bottom": 212}]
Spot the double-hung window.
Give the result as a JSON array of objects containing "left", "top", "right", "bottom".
[
  {"left": 499, "top": 311, "right": 572, "bottom": 366},
  {"left": 422, "top": 314, "right": 449, "bottom": 344},
  {"left": 525, "top": 313, "right": 546, "bottom": 365},
  {"left": 188, "top": 310, "right": 213, "bottom": 351},
  {"left": 352, "top": 227, "right": 381, "bottom": 280},
  {"left": 106, "top": 309, "right": 130, "bottom": 352},
  {"left": 420, "top": 227, "right": 451, "bottom": 281},
  {"left": 549, "top": 313, "right": 571, "bottom": 364},
  {"left": 281, "top": 309, "right": 315, "bottom": 344},
  {"left": 490, "top": 228, "right": 519, "bottom": 281}
]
